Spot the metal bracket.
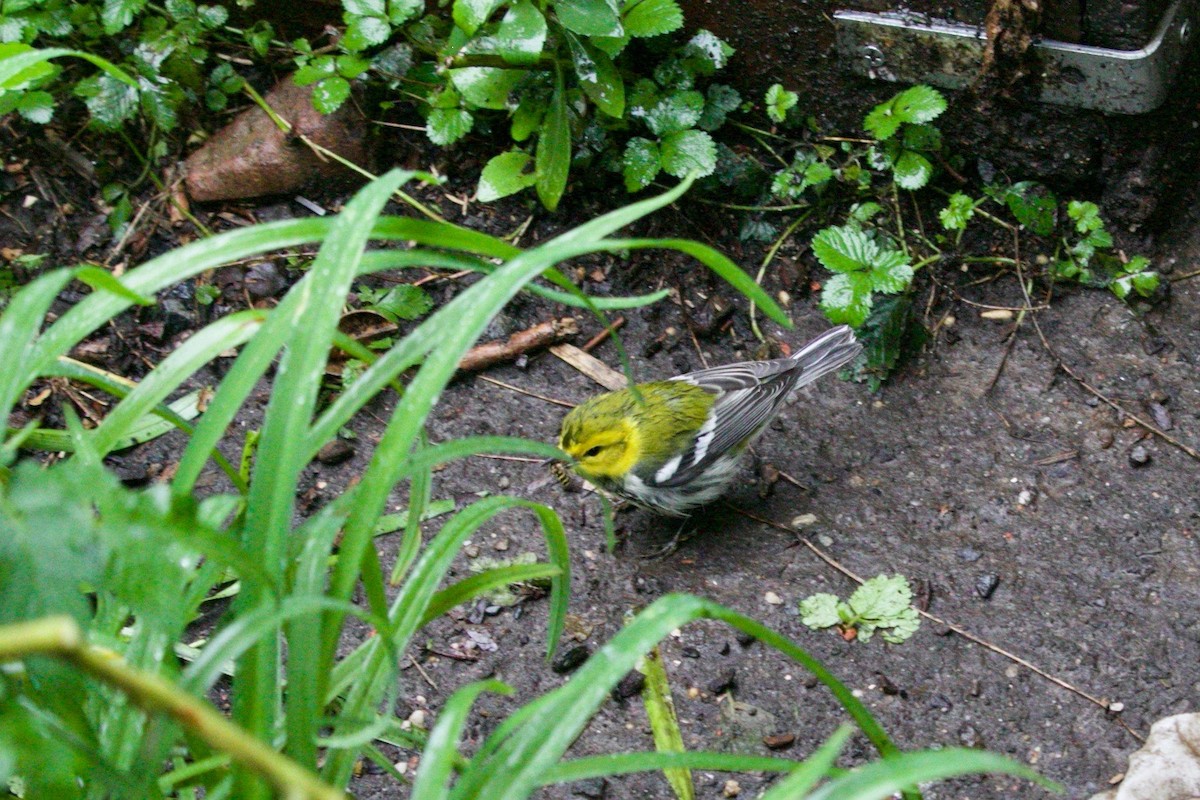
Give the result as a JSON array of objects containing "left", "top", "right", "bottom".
[{"left": 834, "top": 1, "right": 1196, "bottom": 114}]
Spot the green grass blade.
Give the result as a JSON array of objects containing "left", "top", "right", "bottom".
[
  {"left": 808, "top": 748, "right": 1058, "bottom": 800},
  {"left": 410, "top": 680, "right": 513, "bottom": 800},
  {"left": 16, "top": 391, "right": 205, "bottom": 453},
  {"left": 421, "top": 564, "right": 561, "bottom": 626},
  {"left": 540, "top": 751, "right": 821, "bottom": 784},
  {"left": 0, "top": 46, "right": 138, "bottom": 87},
  {"left": 87, "top": 311, "right": 265, "bottom": 455},
  {"left": 639, "top": 647, "right": 693, "bottom": 800},
  {"left": 0, "top": 269, "right": 73, "bottom": 438},
  {"left": 755, "top": 725, "right": 854, "bottom": 800},
  {"left": 388, "top": 432, "right": 433, "bottom": 587}
]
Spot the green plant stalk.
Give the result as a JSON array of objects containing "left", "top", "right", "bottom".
[
  {"left": 639, "top": 647, "right": 694, "bottom": 800},
  {"left": 750, "top": 210, "right": 812, "bottom": 343},
  {"left": 0, "top": 616, "right": 344, "bottom": 800}
]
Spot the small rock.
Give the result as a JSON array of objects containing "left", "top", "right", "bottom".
[
  {"left": 464, "top": 545, "right": 480, "bottom": 558},
  {"left": 762, "top": 732, "right": 796, "bottom": 750},
  {"left": 572, "top": 777, "right": 608, "bottom": 798},
  {"left": 1147, "top": 401, "right": 1173, "bottom": 431},
  {"left": 497, "top": 476, "right": 511, "bottom": 490},
  {"left": 611, "top": 671, "right": 646, "bottom": 700},
  {"left": 407, "top": 709, "right": 427, "bottom": 729},
  {"left": 315, "top": 438, "right": 355, "bottom": 466},
  {"left": 1129, "top": 445, "right": 1152, "bottom": 467},
  {"left": 723, "top": 779, "right": 741, "bottom": 797},
  {"left": 764, "top": 591, "right": 784, "bottom": 605},
  {"left": 975, "top": 574, "right": 1000, "bottom": 599},
  {"left": 958, "top": 547, "right": 982, "bottom": 563},
  {"left": 706, "top": 668, "right": 737, "bottom": 695},
  {"left": 791, "top": 513, "right": 818, "bottom": 528},
  {"left": 681, "top": 646, "right": 701, "bottom": 659},
  {"left": 244, "top": 262, "right": 286, "bottom": 298},
  {"left": 736, "top": 631, "right": 757, "bottom": 648},
  {"left": 719, "top": 641, "right": 731, "bottom": 655},
  {"left": 1108, "top": 701, "right": 1125, "bottom": 713},
  {"left": 959, "top": 724, "right": 984, "bottom": 748},
  {"left": 552, "top": 644, "right": 590, "bottom": 674},
  {"left": 928, "top": 693, "right": 953, "bottom": 712},
  {"left": 876, "top": 672, "right": 902, "bottom": 696},
  {"left": 493, "top": 538, "right": 509, "bottom": 552}
]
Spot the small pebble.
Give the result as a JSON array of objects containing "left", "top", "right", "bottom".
[
  {"left": 762, "top": 733, "right": 795, "bottom": 750},
  {"left": 706, "top": 668, "right": 737, "bottom": 695},
  {"left": 928, "top": 693, "right": 953, "bottom": 712},
  {"left": 791, "top": 513, "right": 818, "bottom": 528},
  {"left": 1129, "top": 445, "right": 1151, "bottom": 467},
  {"left": 493, "top": 538, "right": 509, "bottom": 551},
  {"left": 723, "top": 779, "right": 741, "bottom": 797},
  {"left": 681, "top": 646, "right": 700, "bottom": 659},
  {"left": 407, "top": 709, "right": 427, "bottom": 729},
  {"left": 315, "top": 438, "right": 355, "bottom": 465},
  {"left": 764, "top": 591, "right": 784, "bottom": 605},
  {"left": 611, "top": 671, "right": 646, "bottom": 700},
  {"left": 736, "top": 631, "right": 756, "bottom": 647},
  {"left": 959, "top": 724, "right": 984, "bottom": 748},
  {"left": 1108, "top": 701, "right": 1125, "bottom": 713},
  {"left": 497, "top": 476, "right": 511, "bottom": 490},
  {"left": 551, "top": 644, "right": 590, "bottom": 674},
  {"left": 572, "top": 777, "right": 608, "bottom": 798},
  {"left": 1147, "top": 401, "right": 1172, "bottom": 431},
  {"left": 958, "top": 547, "right": 982, "bottom": 563},
  {"left": 975, "top": 574, "right": 1000, "bottom": 599}
]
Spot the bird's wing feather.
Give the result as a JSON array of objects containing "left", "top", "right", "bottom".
[
  {"left": 669, "top": 357, "right": 797, "bottom": 392},
  {"left": 648, "top": 377, "right": 794, "bottom": 488}
]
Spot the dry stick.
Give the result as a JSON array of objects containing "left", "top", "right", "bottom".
[
  {"left": 458, "top": 317, "right": 579, "bottom": 373},
  {"left": 1168, "top": 266, "right": 1200, "bottom": 282},
  {"left": 477, "top": 375, "right": 575, "bottom": 408},
  {"left": 730, "top": 505, "right": 1143, "bottom": 739},
  {"left": 581, "top": 316, "right": 626, "bottom": 352},
  {"left": 549, "top": 343, "right": 629, "bottom": 392},
  {"left": 1010, "top": 236, "right": 1200, "bottom": 463}
]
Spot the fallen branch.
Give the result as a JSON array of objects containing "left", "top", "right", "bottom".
[
  {"left": 549, "top": 343, "right": 629, "bottom": 391},
  {"left": 459, "top": 317, "right": 578, "bottom": 373}
]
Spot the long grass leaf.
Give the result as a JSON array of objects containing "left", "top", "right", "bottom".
[
  {"left": 540, "top": 751, "right": 820, "bottom": 784},
  {"left": 808, "top": 748, "right": 1058, "bottom": 800},
  {"left": 639, "top": 647, "right": 693, "bottom": 800},
  {"left": 755, "top": 725, "right": 854, "bottom": 800},
  {"left": 0, "top": 269, "right": 74, "bottom": 438},
  {"left": 409, "top": 680, "right": 513, "bottom": 800},
  {"left": 421, "top": 564, "right": 561, "bottom": 626}
]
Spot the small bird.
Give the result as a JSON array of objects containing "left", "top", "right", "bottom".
[{"left": 556, "top": 325, "right": 861, "bottom": 516}]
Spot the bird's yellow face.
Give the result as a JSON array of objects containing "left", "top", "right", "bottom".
[{"left": 558, "top": 400, "right": 642, "bottom": 481}]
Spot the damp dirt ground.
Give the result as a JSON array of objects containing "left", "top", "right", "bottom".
[{"left": 7, "top": 129, "right": 1200, "bottom": 800}]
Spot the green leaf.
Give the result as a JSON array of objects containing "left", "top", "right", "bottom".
[
  {"left": 902, "top": 122, "right": 941, "bottom": 151},
  {"left": 101, "top": 0, "right": 147, "bottom": 34},
  {"left": 16, "top": 89, "right": 53, "bottom": 123},
  {"left": 820, "top": 272, "right": 873, "bottom": 327},
  {"left": 799, "top": 593, "right": 841, "bottom": 629},
  {"left": 810, "top": 747, "right": 1056, "bottom": 799},
  {"left": 642, "top": 89, "right": 703, "bottom": 136},
  {"left": 535, "top": 78, "right": 570, "bottom": 210},
  {"left": 453, "top": 0, "right": 504, "bottom": 35},
  {"left": 697, "top": 83, "right": 739, "bottom": 131},
  {"left": 868, "top": 252, "right": 912, "bottom": 294},
  {"left": 811, "top": 225, "right": 876, "bottom": 275},
  {"left": 369, "top": 284, "right": 433, "bottom": 321},
  {"left": 511, "top": 91, "right": 548, "bottom": 141},
  {"left": 344, "top": 0, "right": 385, "bottom": 14},
  {"left": 622, "top": 0, "right": 682, "bottom": 37},
  {"left": 427, "top": 107, "right": 474, "bottom": 145},
  {"left": 892, "top": 150, "right": 932, "bottom": 190},
  {"left": 764, "top": 82, "right": 797, "bottom": 124},
  {"left": 938, "top": 192, "right": 976, "bottom": 231},
  {"left": 681, "top": 29, "right": 732, "bottom": 74},
  {"left": 74, "top": 266, "right": 154, "bottom": 306},
  {"left": 1067, "top": 199, "right": 1103, "bottom": 233},
  {"left": 389, "top": 0, "right": 423, "bottom": 23},
  {"left": 555, "top": 0, "right": 622, "bottom": 37},
  {"left": 343, "top": 15, "right": 391, "bottom": 52},
  {"left": 450, "top": 67, "right": 525, "bottom": 110},
  {"left": 623, "top": 137, "right": 660, "bottom": 191},
  {"left": 864, "top": 84, "right": 946, "bottom": 140},
  {"left": 848, "top": 574, "right": 912, "bottom": 620},
  {"left": 312, "top": 76, "right": 351, "bottom": 113},
  {"left": 493, "top": 0, "right": 548, "bottom": 65},
  {"left": 74, "top": 73, "right": 138, "bottom": 130},
  {"left": 478, "top": 151, "right": 537, "bottom": 201},
  {"left": 573, "top": 39, "right": 623, "bottom": 117},
  {"left": 659, "top": 129, "right": 716, "bottom": 178},
  {"left": 1003, "top": 181, "right": 1057, "bottom": 236},
  {"left": 0, "top": 44, "right": 59, "bottom": 90}
]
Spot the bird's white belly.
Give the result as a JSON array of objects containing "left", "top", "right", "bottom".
[{"left": 623, "top": 453, "right": 744, "bottom": 516}]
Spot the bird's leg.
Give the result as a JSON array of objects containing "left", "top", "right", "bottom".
[{"left": 639, "top": 518, "right": 697, "bottom": 560}]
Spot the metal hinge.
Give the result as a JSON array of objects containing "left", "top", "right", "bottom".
[{"left": 834, "top": 0, "right": 1196, "bottom": 114}]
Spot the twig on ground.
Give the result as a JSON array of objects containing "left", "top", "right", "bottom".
[
  {"left": 477, "top": 375, "right": 574, "bottom": 408},
  {"left": 458, "top": 317, "right": 578, "bottom": 373},
  {"left": 549, "top": 343, "right": 628, "bottom": 391},
  {"left": 581, "top": 316, "right": 626, "bottom": 352},
  {"left": 729, "top": 504, "right": 1144, "bottom": 741}
]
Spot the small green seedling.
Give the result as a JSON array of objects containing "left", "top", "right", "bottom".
[
  {"left": 813, "top": 223, "right": 913, "bottom": 328},
  {"left": 863, "top": 84, "right": 947, "bottom": 190},
  {"left": 799, "top": 574, "right": 921, "bottom": 644}
]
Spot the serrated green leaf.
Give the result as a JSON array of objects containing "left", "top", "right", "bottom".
[
  {"left": 848, "top": 574, "right": 913, "bottom": 621},
  {"left": 453, "top": 0, "right": 504, "bottom": 35},
  {"left": 697, "top": 83, "right": 738, "bottom": 130},
  {"left": 682, "top": 29, "right": 732, "bottom": 74},
  {"left": 891, "top": 84, "right": 946, "bottom": 124},
  {"left": 344, "top": 0, "right": 385, "bottom": 14},
  {"left": 660, "top": 129, "right": 715, "bottom": 178},
  {"left": 938, "top": 192, "right": 976, "bottom": 231},
  {"left": 811, "top": 225, "right": 875, "bottom": 274},
  {"left": 764, "top": 82, "right": 797, "bottom": 124},
  {"left": 804, "top": 160, "right": 833, "bottom": 187},
  {"left": 312, "top": 75, "right": 351, "bottom": 113},
  {"left": 75, "top": 73, "right": 138, "bottom": 130},
  {"left": 555, "top": 0, "right": 623, "bottom": 36},
  {"left": 101, "top": 0, "right": 147, "bottom": 34},
  {"left": 893, "top": 149, "right": 932, "bottom": 190},
  {"left": 343, "top": 15, "right": 391, "bottom": 51},
  {"left": 1129, "top": 270, "right": 1159, "bottom": 297},
  {"left": 902, "top": 122, "right": 941, "bottom": 151},
  {"left": 427, "top": 106, "right": 473, "bottom": 144},
  {"left": 370, "top": 284, "right": 433, "bottom": 320},
  {"left": 643, "top": 89, "right": 703, "bottom": 136},
  {"left": 623, "top": 136, "right": 660, "bottom": 191},
  {"left": 799, "top": 593, "right": 841, "bottom": 629},
  {"left": 623, "top": 0, "right": 682, "bottom": 37},
  {"left": 535, "top": 79, "right": 570, "bottom": 209},
  {"left": 16, "top": 90, "right": 53, "bottom": 123},
  {"left": 1004, "top": 182, "right": 1057, "bottom": 236},
  {"left": 450, "top": 67, "right": 525, "bottom": 110},
  {"left": 477, "top": 150, "right": 536, "bottom": 201},
  {"left": 820, "top": 272, "right": 873, "bottom": 327},
  {"left": 389, "top": 0, "right": 423, "bottom": 22},
  {"left": 868, "top": 252, "right": 912, "bottom": 294}
]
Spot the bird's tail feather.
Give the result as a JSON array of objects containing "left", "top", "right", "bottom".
[{"left": 789, "top": 325, "right": 862, "bottom": 388}]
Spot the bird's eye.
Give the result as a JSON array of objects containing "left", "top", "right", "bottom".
[{"left": 583, "top": 445, "right": 603, "bottom": 458}]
